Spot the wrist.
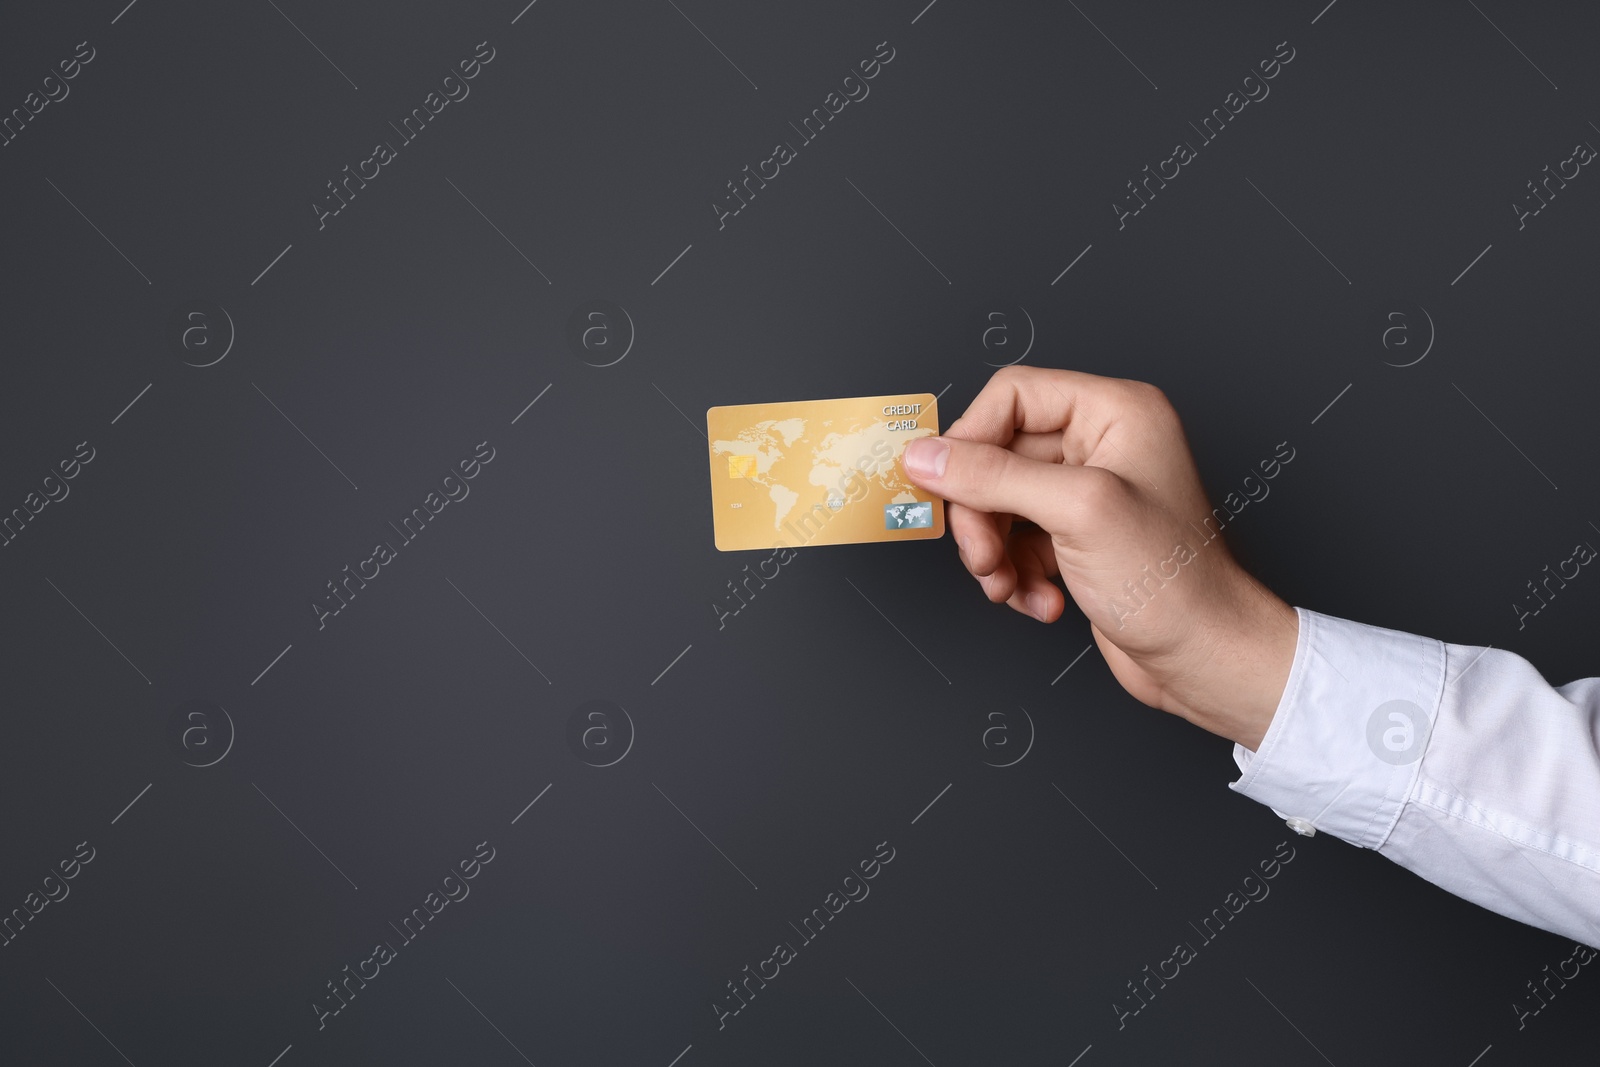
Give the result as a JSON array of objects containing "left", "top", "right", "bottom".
[{"left": 1171, "top": 579, "right": 1299, "bottom": 750}]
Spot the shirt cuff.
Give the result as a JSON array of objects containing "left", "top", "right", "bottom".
[{"left": 1228, "top": 606, "right": 1448, "bottom": 849}]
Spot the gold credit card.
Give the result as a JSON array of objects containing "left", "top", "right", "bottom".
[{"left": 706, "top": 392, "right": 944, "bottom": 551}]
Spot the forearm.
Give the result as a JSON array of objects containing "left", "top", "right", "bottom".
[{"left": 1229, "top": 607, "right": 1600, "bottom": 944}]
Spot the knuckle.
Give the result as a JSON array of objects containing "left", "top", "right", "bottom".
[
  {"left": 957, "top": 439, "right": 1005, "bottom": 482},
  {"left": 1121, "top": 380, "right": 1182, "bottom": 439},
  {"left": 1071, "top": 465, "right": 1126, "bottom": 519},
  {"left": 1125, "top": 379, "right": 1170, "bottom": 411}
]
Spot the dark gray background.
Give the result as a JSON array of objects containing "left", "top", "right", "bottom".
[{"left": 1, "top": 0, "right": 1596, "bottom": 1063}]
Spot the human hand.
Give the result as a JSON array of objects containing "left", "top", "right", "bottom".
[{"left": 901, "top": 366, "right": 1298, "bottom": 750}]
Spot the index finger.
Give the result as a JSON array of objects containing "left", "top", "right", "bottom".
[{"left": 944, "top": 365, "right": 1152, "bottom": 470}]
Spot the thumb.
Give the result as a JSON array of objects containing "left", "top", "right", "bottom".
[{"left": 902, "top": 434, "right": 1112, "bottom": 532}]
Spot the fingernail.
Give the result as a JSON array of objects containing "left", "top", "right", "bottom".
[
  {"left": 1026, "top": 592, "right": 1049, "bottom": 621},
  {"left": 903, "top": 437, "right": 949, "bottom": 479}
]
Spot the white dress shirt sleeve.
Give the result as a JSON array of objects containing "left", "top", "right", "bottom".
[{"left": 1229, "top": 606, "right": 1600, "bottom": 945}]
